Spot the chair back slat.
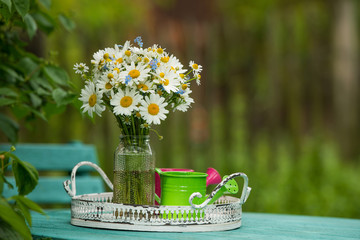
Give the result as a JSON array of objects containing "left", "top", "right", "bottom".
[{"left": 0, "top": 142, "right": 106, "bottom": 205}]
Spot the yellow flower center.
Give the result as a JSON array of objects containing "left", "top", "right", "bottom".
[
  {"left": 106, "top": 58, "right": 112, "bottom": 62},
  {"left": 157, "top": 90, "right": 163, "bottom": 96},
  {"left": 144, "top": 57, "right": 150, "bottom": 63},
  {"left": 159, "top": 72, "right": 165, "bottom": 78},
  {"left": 120, "top": 96, "right": 133, "bottom": 108},
  {"left": 179, "top": 73, "right": 185, "bottom": 79},
  {"left": 182, "top": 84, "right": 188, "bottom": 90},
  {"left": 137, "top": 57, "right": 142, "bottom": 62},
  {"left": 116, "top": 58, "right": 123, "bottom": 64},
  {"left": 170, "top": 66, "right": 176, "bottom": 72},
  {"left": 129, "top": 69, "right": 140, "bottom": 78},
  {"left": 136, "top": 112, "right": 141, "bottom": 118},
  {"left": 161, "top": 56, "right": 169, "bottom": 63},
  {"left": 157, "top": 48, "right": 163, "bottom": 54},
  {"left": 88, "top": 94, "right": 97, "bottom": 107},
  {"left": 125, "top": 50, "right": 131, "bottom": 56},
  {"left": 148, "top": 103, "right": 159, "bottom": 115},
  {"left": 107, "top": 73, "right": 114, "bottom": 79},
  {"left": 105, "top": 82, "right": 112, "bottom": 90},
  {"left": 138, "top": 83, "right": 149, "bottom": 91},
  {"left": 198, "top": 74, "right": 201, "bottom": 79},
  {"left": 192, "top": 64, "right": 198, "bottom": 70},
  {"left": 157, "top": 62, "right": 160, "bottom": 67},
  {"left": 103, "top": 53, "right": 109, "bottom": 59},
  {"left": 114, "top": 67, "right": 120, "bottom": 73},
  {"left": 163, "top": 79, "right": 169, "bottom": 86}
]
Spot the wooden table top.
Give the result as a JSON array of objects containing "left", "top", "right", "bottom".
[{"left": 31, "top": 209, "right": 360, "bottom": 239}]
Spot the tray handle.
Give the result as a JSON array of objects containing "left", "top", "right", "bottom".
[
  {"left": 63, "top": 161, "right": 113, "bottom": 197},
  {"left": 189, "top": 172, "right": 251, "bottom": 209}
]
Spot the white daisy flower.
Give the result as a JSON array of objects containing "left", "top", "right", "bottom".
[
  {"left": 139, "top": 93, "right": 169, "bottom": 125},
  {"left": 110, "top": 88, "right": 142, "bottom": 116},
  {"left": 175, "top": 88, "right": 194, "bottom": 112},
  {"left": 115, "top": 41, "right": 131, "bottom": 52},
  {"left": 168, "top": 55, "right": 186, "bottom": 74},
  {"left": 122, "top": 115, "right": 132, "bottom": 125},
  {"left": 144, "top": 47, "right": 158, "bottom": 59},
  {"left": 79, "top": 82, "right": 105, "bottom": 117},
  {"left": 189, "top": 60, "right": 202, "bottom": 73},
  {"left": 194, "top": 73, "right": 201, "bottom": 86},
  {"left": 96, "top": 75, "right": 115, "bottom": 95},
  {"left": 137, "top": 80, "right": 155, "bottom": 94},
  {"left": 119, "top": 62, "right": 151, "bottom": 86},
  {"left": 93, "top": 49, "right": 105, "bottom": 64},
  {"left": 155, "top": 66, "right": 180, "bottom": 93},
  {"left": 131, "top": 46, "right": 147, "bottom": 56},
  {"left": 73, "top": 63, "right": 89, "bottom": 74}
]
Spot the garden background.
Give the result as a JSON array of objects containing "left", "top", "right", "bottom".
[{"left": 3, "top": 0, "right": 360, "bottom": 218}]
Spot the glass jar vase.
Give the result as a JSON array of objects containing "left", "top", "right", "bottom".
[{"left": 113, "top": 135, "right": 155, "bottom": 205}]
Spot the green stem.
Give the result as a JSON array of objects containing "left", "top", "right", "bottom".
[
  {"left": 186, "top": 77, "right": 197, "bottom": 83},
  {"left": 150, "top": 128, "right": 163, "bottom": 140},
  {"left": 131, "top": 116, "right": 136, "bottom": 136},
  {"left": 184, "top": 69, "right": 193, "bottom": 77}
]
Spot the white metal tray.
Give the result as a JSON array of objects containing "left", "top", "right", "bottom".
[{"left": 63, "top": 161, "right": 251, "bottom": 232}]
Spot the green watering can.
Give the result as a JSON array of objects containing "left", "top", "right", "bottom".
[{"left": 155, "top": 169, "right": 251, "bottom": 208}]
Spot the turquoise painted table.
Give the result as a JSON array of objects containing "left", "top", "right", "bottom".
[{"left": 31, "top": 210, "right": 360, "bottom": 239}]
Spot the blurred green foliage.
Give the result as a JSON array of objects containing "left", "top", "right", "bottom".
[
  {"left": 0, "top": 0, "right": 76, "bottom": 238},
  {"left": 7, "top": 0, "right": 360, "bottom": 219}
]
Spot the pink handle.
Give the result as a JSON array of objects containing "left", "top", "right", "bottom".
[{"left": 206, "top": 168, "right": 222, "bottom": 187}]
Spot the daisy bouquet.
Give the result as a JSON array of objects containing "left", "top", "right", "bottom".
[{"left": 74, "top": 36, "right": 202, "bottom": 139}]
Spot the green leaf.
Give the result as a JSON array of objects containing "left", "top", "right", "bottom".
[
  {"left": 29, "top": 107, "right": 47, "bottom": 121},
  {"left": 0, "top": 113, "right": 19, "bottom": 144},
  {"left": 11, "top": 104, "right": 47, "bottom": 121},
  {"left": 52, "top": 88, "right": 75, "bottom": 106},
  {"left": 1, "top": 0, "right": 11, "bottom": 11},
  {"left": 29, "top": 92, "right": 42, "bottom": 107},
  {"left": 11, "top": 196, "right": 45, "bottom": 227},
  {"left": 32, "top": 11, "right": 55, "bottom": 34},
  {"left": 12, "top": 0, "right": 29, "bottom": 18},
  {"left": 44, "top": 65, "right": 70, "bottom": 86},
  {"left": 0, "top": 220, "right": 24, "bottom": 240},
  {"left": 43, "top": 102, "right": 66, "bottom": 118},
  {"left": 1, "top": 175, "right": 14, "bottom": 191},
  {"left": 14, "top": 200, "right": 32, "bottom": 226},
  {"left": 12, "top": 156, "right": 39, "bottom": 195},
  {"left": 29, "top": 75, "right": 53, "bottom": 94},
  {"left": 58, "top": 13, "right": 75, "bottom": 31},
  {"left": 0, "top": 98, "right": 17, "bottom": 106},
  {"left": 0, "top": 176, "right": 3, "bottom": 195},
  {"left": 39, "top": 0, "right": 51, "bottom": 9},
  {"left": 0, "top": 2, "right": 12, "bottom": 23},
  {"left": 52, "top": 88, "right": 66, "bottom": 105},
  {"left": 18, "top": 57, "right": 38, "bottom": 75},
  {"left": 0, "top": 65, "right": 23, "bottom": 83},
  {"left": 11, "top": 104, "right": 31, "bottom": 119},
  {"left": 0, "top": 198, "right": 32, "bottom": 240},
  {"left": 0, "top": 88, "right": 18, "bottom": 98},
  {"left": 24, "top": 14, "right": 37, "bottom": 39},
  {"left": 14, "top": 195, "right": 45, "bottom": 215}
]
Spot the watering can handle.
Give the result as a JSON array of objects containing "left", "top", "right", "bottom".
[
  {"left": 189, "top": 172, "right": 251, "bottom": 209},
  {"left": 63, "top": 161, "right": 113, "bottom": 197}
]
